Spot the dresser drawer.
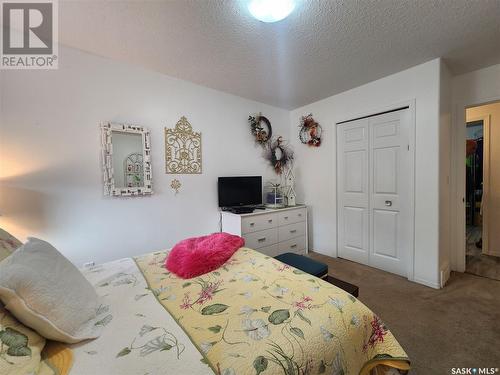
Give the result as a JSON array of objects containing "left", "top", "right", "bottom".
[
  {"left": 278, "top": 222, "right": 306, "bottom": 242},
  {"left": 278, "top": 208, "right": 307, "bottom": 226},
  {"left": 243, "top": 228, "right": 278, "bottom": 249},
  {"left": 278, "top": 236, "right": 306, "bottom": 254},
  {"left": 255, "top": 243, "right": 279, "bottom": 257},
  {"left": 241, "top": 213, "right": 277, "bottom": 234}
]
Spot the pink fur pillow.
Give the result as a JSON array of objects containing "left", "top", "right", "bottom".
[{"left": 165, "top": 233, "right": 244, "bottom": 278}]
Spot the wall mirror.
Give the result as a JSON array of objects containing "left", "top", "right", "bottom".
[{"left": 101, "top": 122, "right": 153, "bottom": 196}]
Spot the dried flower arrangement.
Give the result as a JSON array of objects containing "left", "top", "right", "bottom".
[
  {"left": 299, "top": 113, "right": 322, "bottom": 147},
  {"left": 249, "top": 113, "right": 273, "bottom": 146},
  {"left": 264, "top": 136, "right": 293, "bottom": 175}
]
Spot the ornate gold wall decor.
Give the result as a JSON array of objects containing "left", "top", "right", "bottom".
[{"left": 165, "top": 116, "right": 202, "bottom": 174}]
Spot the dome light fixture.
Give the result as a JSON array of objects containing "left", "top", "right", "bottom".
[{"left": 247, "top": 0, "right": 296, "bottom": 23}]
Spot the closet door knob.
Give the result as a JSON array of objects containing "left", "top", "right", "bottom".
[{"left": 385, "top": 200, "right": 392, "bottom": 207}]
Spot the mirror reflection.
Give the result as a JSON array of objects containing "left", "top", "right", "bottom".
[{"left": 111, "top": 131, "right": 144, "bottom": 188}]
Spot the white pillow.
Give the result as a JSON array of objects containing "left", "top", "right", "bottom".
[
  {"left": 0, "top": 227, "right": 22, "bottom": 261},
  {"left": 0, "top": 237, "right": 104, "bottom": 343}
]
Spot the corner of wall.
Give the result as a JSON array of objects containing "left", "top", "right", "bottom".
[
  {"left": 438, "top": 58, "right": 453, "bottom": 276},
  {"left": 440, "top": 261, "right": 451, "bottom": 288}
]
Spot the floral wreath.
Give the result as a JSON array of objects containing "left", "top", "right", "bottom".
[
  {"left": 265, "top": 136, "right": 293, "bottom": 175},
  {"left": 249, "top": 114, "right": 273, "bottom": 145},
  {"left": 299, "top": 114, "right": 322, "bottom": 147}
]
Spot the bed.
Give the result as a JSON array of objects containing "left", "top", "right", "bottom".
[{"left": 66, "top": 247, "right": 410, "bottom": 375}]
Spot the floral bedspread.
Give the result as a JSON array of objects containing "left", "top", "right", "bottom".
[
  {"left": 0, "top": 304, "right": 46, "bottom": 375},
  {"left": 135, "top": 248, "right": 410, "bottom": 375},
  {"left": 70, "top": 257, "right": 213, "bottom": 375}
]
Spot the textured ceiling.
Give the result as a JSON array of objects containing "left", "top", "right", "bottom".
[{"left": 59, "top": 0, "right": 500, "bottom": 109}]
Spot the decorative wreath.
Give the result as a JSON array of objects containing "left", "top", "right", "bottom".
[
  {"left": 265, "top": 136, "right": 293, "bottom": 175},
  {"left": 249, "top": 114, "right": 273, "bottom": 145},
  {"left": 299, "top": 114, "right": 322, "bottom": 147}
]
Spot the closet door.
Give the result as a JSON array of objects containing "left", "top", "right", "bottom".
[
  {"left": 337, "top": 119, "right": 370, "bottom": 265},
  {"left": 369, "top": 110, "right": 411, "bottom": 277},
  {"left": 337, "top": 109, "right": 411, "bottom": 278}
]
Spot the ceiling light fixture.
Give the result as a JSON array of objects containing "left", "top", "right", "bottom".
[{"left": 247, "top": 0, "right": 296, "bottom": 23}]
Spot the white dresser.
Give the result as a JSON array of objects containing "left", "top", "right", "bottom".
[{"left": 221, "top": 205, "right": 308, "bottom": 257}]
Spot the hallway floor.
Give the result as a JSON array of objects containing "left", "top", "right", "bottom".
[{"left": 466, "top": 225, "right": 500, "bottom": 281}]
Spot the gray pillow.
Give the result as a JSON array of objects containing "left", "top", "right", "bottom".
[{"left": 0, "top": 237, "right": 104, "bottom": 343}]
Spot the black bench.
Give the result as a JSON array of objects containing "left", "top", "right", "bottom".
[
  {"left": 324, "top": 275, "right": 359, "bottom": 297},
  {"left": 274, "top": 253, "right": 359, "bottom": 297}
]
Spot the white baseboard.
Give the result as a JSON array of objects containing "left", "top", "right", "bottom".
[
  {"left": 440, "top": 262, "right": 451, "bottom": 288},
  {"left": 311, "top": 249, "right": 337, "bottom": 258},
  {"left": 413, "top": 277, "right": 441, "bottom": 289},
  {"left": 483, "top": 251, "right": 500, "bottom": 257}
]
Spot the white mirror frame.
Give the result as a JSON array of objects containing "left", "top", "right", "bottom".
[{"left": 100, "top": 122, "right": 153, "bottom": 197}]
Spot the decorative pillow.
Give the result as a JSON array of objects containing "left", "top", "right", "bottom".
[
  {"left": 0, "top": 228, "right": 22, "bottom": 261},
  {"left": 0, "top": 303, "right": 46, "bottom": 375},
  {"left": 166, "top": 232, "right": 244, "bottom": 278},
  {"left": 0, "top": 237, "right": 104, "bottom": 344}
]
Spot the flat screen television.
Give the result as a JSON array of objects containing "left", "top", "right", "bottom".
[{"left": 218, "top": 176, "right": 262, "bottom": 208}]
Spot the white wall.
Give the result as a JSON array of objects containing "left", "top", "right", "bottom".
[
  {"left": 0, "top": 46, "right": 290, "bottom": 266},
  {"left": 450, "top": 63, "right": 500, "bottom": 271},
  {"left": 289, "top": 59, "right": 442, "bottom": 288}
]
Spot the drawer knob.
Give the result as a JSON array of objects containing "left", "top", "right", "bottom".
[
  {"left": 258, "top": 237, "right": 266, "bottom": 242},
  {"left": 284, "top": 216, "right": 288, "bottom": 219},
  {"left": 298, "top": 214, "right": 302, "bottom": 217},
  {"left": 250, "top": 222, "right": 255, "bottom": 226},
  {"left": 290, "top": 229, "right": 297, "bottom": 233},
  {"left": 290, "top": 244, "right": 297, "bottom": 248},
  {"left": 268, "top": 219, "right": 273, "bottom": 223}
]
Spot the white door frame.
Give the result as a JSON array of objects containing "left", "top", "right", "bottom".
[
  {"left": 335, "top": 99, "right": 416, "bottom": 281},
  {"left": 465, "top": 115, "right": 491, "bottom": 255},
  {"left": 451, "top": 97, "right": 500, "bottom": 272}
]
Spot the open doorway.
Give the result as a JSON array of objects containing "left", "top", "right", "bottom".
[{"left": 465, "top": 102, "right": 500, "bottom": 280}]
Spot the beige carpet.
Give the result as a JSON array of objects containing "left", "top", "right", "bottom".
[{"left": 309, "top": 252, "right": 500, "bottom": 375}]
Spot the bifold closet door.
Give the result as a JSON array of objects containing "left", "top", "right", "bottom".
[
  {"left": 337, "top": 109, "right": 411, "bottom": 277},
  {"left": 337, "top": 119, "right": 370, "bottom": 266},
  {"left": 368, "top": 110, "right": 411, "bottom": 277}
]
